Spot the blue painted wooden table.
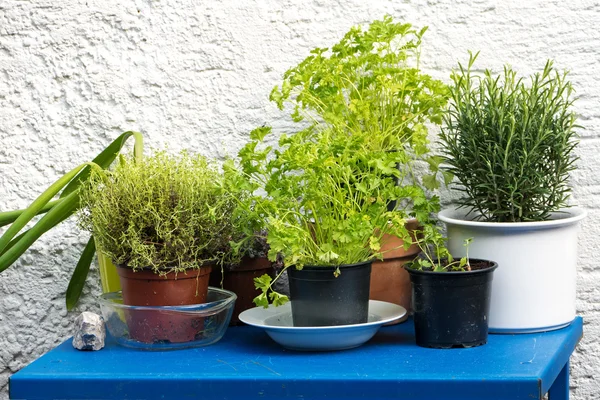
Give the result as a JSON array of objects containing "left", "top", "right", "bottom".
[{"left": 9, "top": 316, "right": 582, "bottom": 400}]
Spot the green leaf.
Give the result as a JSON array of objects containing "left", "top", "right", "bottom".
[
  {"left": 253, "top": 292, "right": 269, "bottom": 308},
  {"left": 442, "top": 171, "right": 454, "bottom": 186},
  {"left": 0, "top": 164, "right": 88, "bottom": 256},
  {"left": 249, "top": 126, "right": 272, "bottom": 142},
  {"left": 254, "top": 273, "right": 272, "bottom": 291},
  {"left": 60, "top": 131, "right": 143, "bottom": 198},
  {"left": 355, "top": 181, "right": 368, "bottom": 193},
  {"left": 426, "top": 155, "right": 444, "bottom": 172},
  {"left": 422, "top": 174, "right": 440, "bottom": 190},
  {"left": 0, "top": 200, "right": 60, "bottom": 228},
  {"left": 269, "top": 291, "right": 289, "bottom": 306},
  {"left": 0, "top": 191, "right": 80, "bottom": 273},
  {"left": 66, "top": 237, "right": 96, "bottom": 310}
]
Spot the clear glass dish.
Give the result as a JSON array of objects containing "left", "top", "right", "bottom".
[{"left": 99, "top": 287, "right": 236, "bottom": 350}]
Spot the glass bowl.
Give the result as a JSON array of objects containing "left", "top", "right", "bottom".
[{"left": 99, "top": 287, "right": 236, "bottom": 350}]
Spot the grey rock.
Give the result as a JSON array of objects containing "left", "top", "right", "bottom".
[
  {"left": 72, "top": 312, "right": 106, "bottom": 351},
  {"left": 273, "top": 268, "right": 290, "bottom": 297}
]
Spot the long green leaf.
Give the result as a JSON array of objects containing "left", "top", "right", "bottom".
[
  {"left": 0, "top": 165, "right": 88, "bottom": 255},
  {"left": 60, "top": 131, "right": 144, "bottom": 198},
  {"left": 0, "top": 191, "right": 80, "bottom": 273},
  {"left": 66, "top": 237, "right": 95, "bottom": 310},
  {"left": 0, "top": 210, "right": 73, "bottom": 257},
  {"left": 0, "top": 200, "right": 61, "bottom": 228}
]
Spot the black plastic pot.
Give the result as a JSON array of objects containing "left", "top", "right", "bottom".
[
  {"left": 407, "top": 259, "right": 498, "bottom": 349},
  {"left": 288, "top": 261, "right": 372, "bottom": 327}
]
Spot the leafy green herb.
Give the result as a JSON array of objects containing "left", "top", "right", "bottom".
[
  {"left": 230, "top": 16, "right": 450, "bottom": 306},
  {"left": 406, "top": 224, "right": 472, "bottom": 272},
  {"left": 271, "top": 15, "right": 449, "bottom": 185},
  {"left": 79, "top": 151, "right": 238, "bottom": 274},
  {"left": 440, "top": 52, "right": 579, "bottom": 222}
]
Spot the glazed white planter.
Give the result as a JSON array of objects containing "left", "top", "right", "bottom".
[{"left": 438, "top": 207, "right": 586, "bottom": 333}]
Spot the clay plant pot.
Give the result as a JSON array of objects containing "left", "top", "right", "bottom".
[
  {"left": 116, "top": 265, "right": 212, "bottom": 344},
  {"left": 378, "top": 219, "right": 421, "bottom": 259},
  {"left": 209, "top": 257, "right": 273, "bottom": 326},
  {"left": 370, "top": 219, "right": 421, "bottom": 319}
]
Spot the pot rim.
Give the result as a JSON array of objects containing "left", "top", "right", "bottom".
[
  {"left": 439, "top": 207, "right": 587, "bottom": 230},
  {"left": 99, "top": 287, "right": 237, "bottom": 312},
  {"left": 294, "top": 260, "right": 373, "bottom": 271},
  {"left": 405, "top": 258, "right": 498, "bottom": 276},
  {"left": 115, "top": 261, "right": 216, "bottom": 272}
]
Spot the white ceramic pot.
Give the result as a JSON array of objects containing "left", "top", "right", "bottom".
[{"left": 438, "top": 207, "right": 586, "bottom": 333}]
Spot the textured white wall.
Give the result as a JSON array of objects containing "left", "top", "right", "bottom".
[{"left": 0, "top": 0, "right": 599, "bottom": 398}]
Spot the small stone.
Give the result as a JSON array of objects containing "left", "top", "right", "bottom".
[{"left": 72, "top": 312, "right": 106, "bottom": 351}]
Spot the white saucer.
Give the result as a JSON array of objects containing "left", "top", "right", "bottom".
[{"left": 238, "top": 300, "right": 406, "bottom": 351}]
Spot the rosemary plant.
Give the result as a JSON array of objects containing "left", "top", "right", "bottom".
[{"left": 440, "top": 53, "right": 579, "bottom": 222}]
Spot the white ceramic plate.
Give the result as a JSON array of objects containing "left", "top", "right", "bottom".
[{"left": 238, "top": 300, "right": 407, "bottom": 351}]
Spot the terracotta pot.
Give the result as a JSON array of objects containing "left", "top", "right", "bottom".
[
  {"left": 210, "top": 257, "right": 273, "bottom": 326},
  {"left": 370, "top": 258, "right": 412, "bottom": 311},
  {"left": 379, "top": 219, "right": 421, "bottom": 259},
  {"left": 117, "top": 265, "right": 212, "bottom": 343},
  {"left": 370, "top": 219, "right": 421, "bottom": 322}
]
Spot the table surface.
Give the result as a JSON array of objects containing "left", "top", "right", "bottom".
[{"left": 10, "top": 316, "right": 583, "bottom": 400}]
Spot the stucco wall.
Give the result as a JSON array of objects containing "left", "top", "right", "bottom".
[{"left": 1, "top": 0, "right": 599, "bottom": 398}]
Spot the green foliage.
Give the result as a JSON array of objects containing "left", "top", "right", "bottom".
[
  {"left": 406, "top": 225, "right": 472, "bottom": 272},
  {"left": 230, "top": 16, "right": 452, "bottom": 305},
  {"left": 440, "top": 52, "right": 579, "bottom": 222},
  {"left": 241, "top": 126, "right": 423, "bottom": 265},
  {"left": 233, "top": 123, "right": 432, "bottom": 305},
  {"left": 79, "top": 151, "right": 238, "bottom": 274},
  {"left": 270, "top": 15, "right": 449, "bottom": 187},
  {"left": 0, "top": 131, "right": 144, "bottom": 309}
]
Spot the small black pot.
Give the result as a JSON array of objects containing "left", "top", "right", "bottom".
[
  {"left": 288, "top": 261, "right": 372, "bottom": 327},
  {"left": 407, "top": 259, "right": 498, "bottom": 349}
]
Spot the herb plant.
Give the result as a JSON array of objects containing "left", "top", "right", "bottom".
[
  {"left": 79, "top": 152, "right": 238, "bottom": 274},
  {"left": 231, "top": 17, "right": 451, "bottom": 306},
  {"left": 271, "top": 15, "right": 451, "bottom": 189},
  {"left": 440, "top": 53, "right": 579, "bottom": 222},
  {"left": 231, "top": 123, "right": 440, "bottom": 307},
  {"left": 407, "top": 223, "right": 472, "bottom": 272}
]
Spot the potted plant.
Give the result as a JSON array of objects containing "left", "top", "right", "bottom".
[
  {"left": 0, "top": 131, "right": 143, "bottom": 309},
  {"left": 79, "top": 151, "right": 238, "bottom": 343},
  {"left": 268, "top": 16, "right": 449, "bottom": 313},
  {"left": 438, "top": 53, "right": 586, "bottom": 333},
  {"left": 232, "top": 114, "right": 436, "bottom": 327},
  {"left": 405, "top": 224, "right": 498, "bottom": 348},
  {"left": 210, "top": 232, "right": 274, "bottom": 326}
]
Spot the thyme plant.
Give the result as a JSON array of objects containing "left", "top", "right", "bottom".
[
  {"left": 440, "top": 53, "right": 579, "bottom": 222},
  {"left": 79, "top": 152, "right": 238, "bottom": 274}
]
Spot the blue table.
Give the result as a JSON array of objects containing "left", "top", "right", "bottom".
[{"left": 10, "top": 316, "right": 582, "bottom": 400}]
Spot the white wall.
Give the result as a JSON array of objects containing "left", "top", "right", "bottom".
[{"left": 1, "top": 0, "right": 598, "bottom": 398}]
